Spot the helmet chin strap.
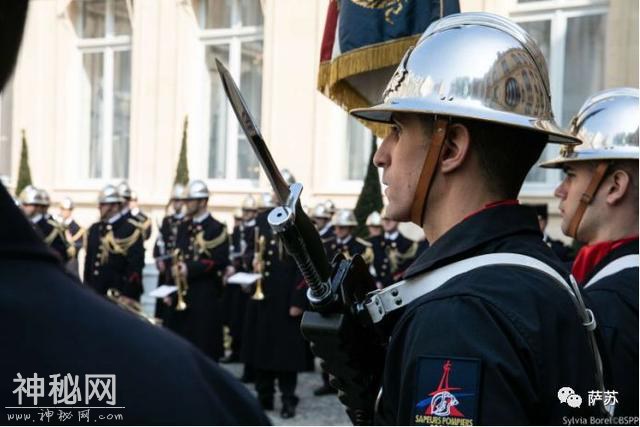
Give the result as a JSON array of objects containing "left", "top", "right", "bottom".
[
  {"left": 410, "top": 118, "right": 449, "bottom": 225},
  {"left": 567, "top": 161, "right": 610, "bottom": 239}
]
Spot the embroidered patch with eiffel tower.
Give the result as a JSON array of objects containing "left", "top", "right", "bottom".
[{"left": 413, "top": 357, "right": 481, "bottom": 425}]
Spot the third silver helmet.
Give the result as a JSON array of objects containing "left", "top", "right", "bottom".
[
  {"left": 98, "top": 184, "right": 124, "bottom": 204},
  {"left": 366, "top": 211, "right": 382, "bottom": 227},
  {"left": 117, "top": 181, "right": 132, "bottom": 200},
  {"left": 351, "top": 12, "right": 578, "bottom": 145},
  {"left": 541, "top": 87, "right": 639, "bottom": 168},
  {"left": 184, "top": 180, "right": 210, "bottom": 200},
  {"left": 171, "top": 183, "right": 186, "bottom": 200},
  {"left": 19, "top": 185, "right": 47, "bottom": 206},
  {"left": 242, "top": 195, "right": 258, "bottom": 211},
  {"left": 312, "top": 203, "right": 331, "bottom": 219},
  {"left": 333, "top": 209, "right": 358, "bottom": 227}
]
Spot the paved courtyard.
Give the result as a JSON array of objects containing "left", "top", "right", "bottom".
[{"left": 220, "top": 362, "right": 351, "bottom": 426}]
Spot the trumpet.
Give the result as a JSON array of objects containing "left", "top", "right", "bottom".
[
  {"left": 252, "top": 228, "right": 265, "bottom": 301},
  {"left": 171, "top": 248, "right": 189, "bottom": 311},
  {"left": 106, "top": 288, "right": 162, "bottom": 326}
]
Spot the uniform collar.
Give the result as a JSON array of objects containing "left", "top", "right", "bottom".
[
  {"left": 244, "top": 218, "right": 256, "bottom": 227},
  {"left": 120, "top": 207, "right": 130, "bottom": 216},
  {"left": 319, "top": 222, "right": 333, "bottom": 236},
  {"left": 404, "top": 203, "right": 541, "bottom": 279},
  {"left": 0, "top": 184, "right": 58, "bottom": 262},
  {"left": 193, "top": 211, "right": 210, "bottom": 224},
  {"left": 172, "top": 212, "right": 184, "bottom": 220},
  {"left": 573, "top": 237, "right": 639, "bottom": 285},
  {"left": 31, "top": 213, "right": 44, "bottom": 224},
  {"left": 337, "top": 235, "right": 353, "bottom": 245},
  {"left": 107, "top": 212, "right": 123, "bottom": 224},
  {"left": 384, "top": 230, "right": 399, "bottom": 241}
]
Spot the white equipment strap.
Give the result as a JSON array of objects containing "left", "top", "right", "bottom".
[
  {"left": 364, "top": 252, "right": 613, "bottom": 416},
  {"left": 584, "top": 254, "right": 639, "bottom": 289},
  {"left": 366, "top": 253, "right": 574, "bottom": 324}
]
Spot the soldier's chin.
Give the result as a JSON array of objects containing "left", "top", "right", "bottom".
[{"left": 386, "top": 204, "right": 410, "bottom": 223}]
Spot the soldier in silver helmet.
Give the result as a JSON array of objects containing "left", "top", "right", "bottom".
[
  {"left": 328, "top": 209, "right": 373, "bottom": 265},
  {"left": 84, "top": 184, "right": 145, "bottom": 303},
  {"left": 58, "top": 196, "right": 85, "bottom": 276},
  {"left": 541, "top": 88, "right": 639, "bottom": 418},
  {"left": 153, "top": 183, "right": 187, "bottom": 323},
  {"left": 19, "top": 186, "right": 71, "bottom": 262},
  {"left": 170, "top": 179, "right": 231, "bottom": 362},
  {"left": 117, "top": 181, "right": 152, "bottom": 240},
  {"left": 343, "top": 12, "right": 605, "bottom": 424},
  {"left": 365, "top": 210, "right": 383, "bottom": 238}
]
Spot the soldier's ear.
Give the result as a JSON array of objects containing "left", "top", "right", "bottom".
[
  {"left": 604, "top": 168, "right": 631, "bottom": 206},
  {"left": 439, "top": 123, "right": 471, "bottom": 174}
]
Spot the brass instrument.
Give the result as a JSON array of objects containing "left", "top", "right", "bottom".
[
  {"left": 106, "top": 288, "right": 162, "bottom": 326},
  {"left": 252, "top": 227, "right": 265, "bottom": 301},
  {"left": 171, "top": 248, "right": 189, "bottom": 311}
]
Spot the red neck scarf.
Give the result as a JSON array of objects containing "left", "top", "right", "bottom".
[{"left": 572, "top": 236, "right": 639, "bottom": 284}]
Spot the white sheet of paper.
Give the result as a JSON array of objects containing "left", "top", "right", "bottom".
[
  {"left": 149, "top": 285, "right": 177, "bottom": 298},
  {"left": 227, "top": 272, "right": 262, "bottom": 286}
]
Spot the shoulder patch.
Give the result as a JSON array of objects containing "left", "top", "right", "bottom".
[{"left": 413, "top": 357, "right": 481, "bottom": 426}]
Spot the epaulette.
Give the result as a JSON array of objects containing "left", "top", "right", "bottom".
[{"left": 194, "top": 227, "right": 228, "bottom": 256}]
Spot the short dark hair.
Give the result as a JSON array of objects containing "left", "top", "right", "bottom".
[
  {"left": 450, "top": 118, "right": 546, "bottom": 199},
  {"left": 0, "top": 1, "right": 28, "bottom": 90}
]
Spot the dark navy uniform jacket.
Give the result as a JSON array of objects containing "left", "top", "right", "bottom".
[
  {"left": 64, "top": 218, "right": 84, "bottom": 259},
  {"left": 172, "top": 214, "right": 229, "bottom": 361},
  {"left": 0, "top": 183, "right": 269, "bottom": 425},
  {"left": 376, "top": 204, "right": 604, "bottom": 425},
  {"left": 582, "top": 240, "right": 638, "bottom": 417},
  {"left": 33, "top": 214, "right": 70, "bottom": 262},
  {"left": 370, "top": 231, "right": 418, "bottom": 287},
  {"left": 84, "top": 214, "right": 145, "bottom": 300}
]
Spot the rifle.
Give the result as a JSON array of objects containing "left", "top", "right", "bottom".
[{"left": 216, "top": 59, "right": 385, "bottom": 425}]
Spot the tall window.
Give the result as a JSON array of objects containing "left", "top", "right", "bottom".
[
  {"left": 77, "top": 0, "right": 132, "bottom": 179},
  {"left": 512, "top": 0, "right": 608, "bottom": 190},
  {"left": 0, "top": 79, "right": 13, "bottom": 181},
  {"left": 200, "top": 0, "right": 263, "bottom": 183}
]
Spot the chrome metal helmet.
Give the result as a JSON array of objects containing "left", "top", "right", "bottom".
[
  {"left": 312, "top": 203, "right": 331, "bottom": 220},
  {"left": 19, "top": 185, "right": 48, "bottom": 206},
  {"left": 60, "top": 197, "right": 74, "bottom": 210},
  {"left": 117, "top": 181, "right": 132, "bottom": 200},
  {"left": 184, "top": 180, "right": 209, "bottom": 200},
  {"left": 366, "top": 211, "right": 382, "bottom": 227},
  {"left": 171, "top": 183, "right": 186, "bottom": 200},
  {"left": 323, "top": 199, "right": 336, "bottom": 216},
  {"left": 333, "top": 209, "right": 358, "bottom": 227},
  {"left": 351, "top": 12, "right": 578, "bottom": 145},
  {"left": 98, "top": 184, "right": 124, "bottom": 204},
  {"left": 242, "top": 195, "right": 258, "bottom": 211},
  {"left": 281, "top": 169, "right": 296, "bottom": 186},
  {"left": 541, "top": 87, "right": 639, "bottom": 168}
]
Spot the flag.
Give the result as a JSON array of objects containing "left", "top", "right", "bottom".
[{"left": 317, "top": 0, "right": 460, "bottom": 135}]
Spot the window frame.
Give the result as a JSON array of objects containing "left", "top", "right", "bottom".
[
  {"left": 198, "top": 0, "right": 264, "bottom": 189},
  {"left": 75, "top": 0, "right": 133, "bottom": 182},
  {"left": 510, "top": 0, "right": 608, "bottom": 196}
]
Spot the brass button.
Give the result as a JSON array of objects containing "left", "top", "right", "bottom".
[
  {"left": 268, "top": 250, "right": 273, "bottom": 256},
  {"left": 93, "top": 271, "right": 99, "bottom": 276},
  {"left": 265, "top": 272, "right": 270, "bottom": 277},
  {"left": 266, "top": 261, "right": 271, "bottom": 266}
]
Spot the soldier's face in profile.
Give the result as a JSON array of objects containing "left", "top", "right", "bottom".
[
  {"left": 381, "top": 218, "right": 398, "bottom": 233},
  {"left": 334, "top": 226, "right": 352, "bottom": 239},
  {"left": 99, "top": 203, "right": 120, "bottom": 221},
  {"left": 242, "top": 209, "right": 256, "bottom": 221},
  {"left": 184, "top": 199, "right": 204, "bottom": 217},
  {"left": 555, "top": 163, "right": 600, "bottom": 240},
  {"left": 368, "top": 226, "right": 382, "bottom": 237},
  {"left": 59, "top": 208, "right": 72, "bottom": 220},
  {"left": 21, "top": 204, "right": 37, "bottom": 218},
  {"left": 313, "top": 217, "right": 328, "bottom": 230},
  {"left": 171, "top": 200, "right": 184, "bottom": 214},
  {"left": 373, "top": 113, "right": 430, "bottom": 223}
]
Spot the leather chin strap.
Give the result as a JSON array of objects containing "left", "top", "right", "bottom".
[
  {"left": 410, "top": 118, "right": 449, "bottom": 225},
  {"left": 567, "top": 161, "right": 610, "bottom": 239}
]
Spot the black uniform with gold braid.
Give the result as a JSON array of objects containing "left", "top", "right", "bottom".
[
  {"left": 83, "top": 213, "right": 145, "bottom": 301},
  {"left": 172, "top": 212, "right": 230, "bottom": 362},
  {"left": 370, "top": 231, "right": 418, "bottom": 288},
  {"left": 33, "top": 214, "right": 72, "bottom": 263}
]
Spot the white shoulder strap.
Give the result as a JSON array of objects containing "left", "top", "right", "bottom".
[
  {"left": 364, "top": 252, "right": 613, "bottom": 416},
  {"left": 365, "top": 253, "right": 572, "bottom": 324},
  {"left": 584, "top": 254, "right": 639, "bottom": 289}
]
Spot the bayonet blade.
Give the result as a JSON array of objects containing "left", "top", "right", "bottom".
[{"left": 215, "top": 59, "right": 290, "bottom": 204}]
